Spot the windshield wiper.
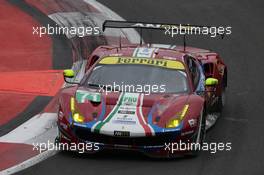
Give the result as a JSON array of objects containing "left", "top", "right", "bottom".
[
  {"left": 88, "top": 83, "right": 122, "bottom": 92},
  {"left": 87, "top": 83, "right": 102, "bottom": 88}
]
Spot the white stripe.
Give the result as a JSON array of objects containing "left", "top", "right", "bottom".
[
  {"left": 139, "top": 94, "right": 147, "bottom": 125},
  {"left": 138, "top": 94, "right": 155, "bottom": 135},
  {"left": 91, "top": 92, "right": 124, "bottom": 132},
  {"left": 91, "top": 121, "right": 101, "bottom": 131},
  {"left": 99, "top": 93, "right": 146, "bottom": 137}
]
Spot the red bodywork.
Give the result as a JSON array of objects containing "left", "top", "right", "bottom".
[{"left": 57, "top": 44, "right": 227, "bottom": 157}]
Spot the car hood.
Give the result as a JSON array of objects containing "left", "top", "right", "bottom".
[{"left": 60, "top": 87, "right": 204, "bottom": 137}]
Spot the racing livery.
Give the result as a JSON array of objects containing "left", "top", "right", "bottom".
[{"left": 56, "top": 21, "right": 227, "bottom": 157}]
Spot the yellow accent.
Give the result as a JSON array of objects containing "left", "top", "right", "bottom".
[
  {"left": 70, "top": 97, "right": 85, "bottom": 123},
  {"left": 73, "top": 113, "right": 85, "bottom": 123},
  {"left": 205, "top": 78, "right": 218, "bottom": 86},
  {"left": 63, "top": 69, "right": 75, "bottom": 78},
  {"left": 70, "top": 97, "right": 75, "bottom": 113},
  {"left": 166, "top": 119, "right": 180, "bottom": 128},
  {"left": 99, "top": 57, "right": 185, "bottom": 70},
  {"left": 180, "top": 104, "right": 189, "bottom": 120},
  {"left": 166, "top": 104, "right": 189, "bottom": 128}
]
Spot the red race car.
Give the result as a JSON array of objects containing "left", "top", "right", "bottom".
[{"left": 56, "top": 21, "right": 227, "bottom": 157}]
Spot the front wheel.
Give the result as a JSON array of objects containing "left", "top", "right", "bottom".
[{"left": 187, "top": 109, "right": 206, "bottom": 157}]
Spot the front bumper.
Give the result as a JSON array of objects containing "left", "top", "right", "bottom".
[{"left": 57, "top": 124, "right": 197, "bottom": 158}]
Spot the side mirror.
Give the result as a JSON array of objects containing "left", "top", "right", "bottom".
[
  {"left": 63, "top": 69, "right": 75, "bottom": 78},
  {"left": 205, "top": 78, "right": 218, "bottom": 86},
  {"left": 63, "top": 69, "right": 79, "bottom": 84}
]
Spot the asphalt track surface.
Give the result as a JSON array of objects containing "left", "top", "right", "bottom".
[
  {"left": 16, "top": 0, "right": 264, "bottom": 175},
  {"left": 8, "top": 0, "right": 73, "bottom": 70},
  {"left": 0, "top": 0, "right": 72, "bottom": 137}
]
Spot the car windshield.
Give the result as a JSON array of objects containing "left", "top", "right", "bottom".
[{"left": 83, "top": 63, "right": 189, "bottom": 94}]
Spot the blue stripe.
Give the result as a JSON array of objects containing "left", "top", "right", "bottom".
[{"left": 147, "top": 104, "right": 182, "bottom": 135}]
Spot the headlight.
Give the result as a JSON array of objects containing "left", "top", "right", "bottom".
[
  {"left": 165, "top": 104, "right": 189, "bottom": 128},
  {"left": 70, "top": 97, "right": 75, "bottom": 113},
  {"left": 73, "top": 113, "right": 85, "bottom": 123},
  {"left": 166, "top": 118, "right": 181, "bottom": 128},
  {"left": 70, "top": 97, "right": 85, "bottom": 123}
]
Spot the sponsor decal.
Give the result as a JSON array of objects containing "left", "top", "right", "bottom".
[
  {"left": 92, "top": 93, "right": 154, "bottom": 136},
  {"left": 112, "top": 120, "right": 136, "bottom": 125},
  {"left": 118, "top": 110, "right": 135, "bottom": 114},
  {"left": 133, "top": 47, "right": 156, "bottom": 58},
  {"left": 114, "top": 130, "right": 130, "bottom": 137},
  {"left": 76, "top": 90, "right": 101, "bottom": 103},
  {"left": 181, "top": 130, "right": 194, "bottom": 136},
  {"left": 117, "top": 57, "right": 167, "bottom": 66},
  {"left": 188, "top": 119, "right": 197, "bottom": 127},
  {"left": 99, "top": 56, "right": 185, "bottom": 70},
  {"left": 123, "top": 96, "right": 137, "bottom": 105},
  {"left": 112, "top": 114, "right": 137, "bottom": 125}
]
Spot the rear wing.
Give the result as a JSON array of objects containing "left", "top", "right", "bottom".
[
  {"left": 102, "top": 20, "right": 228, "bottom": 50},
  {"left": 103, "top": 20, "right": 219, "bottom": 31}
]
